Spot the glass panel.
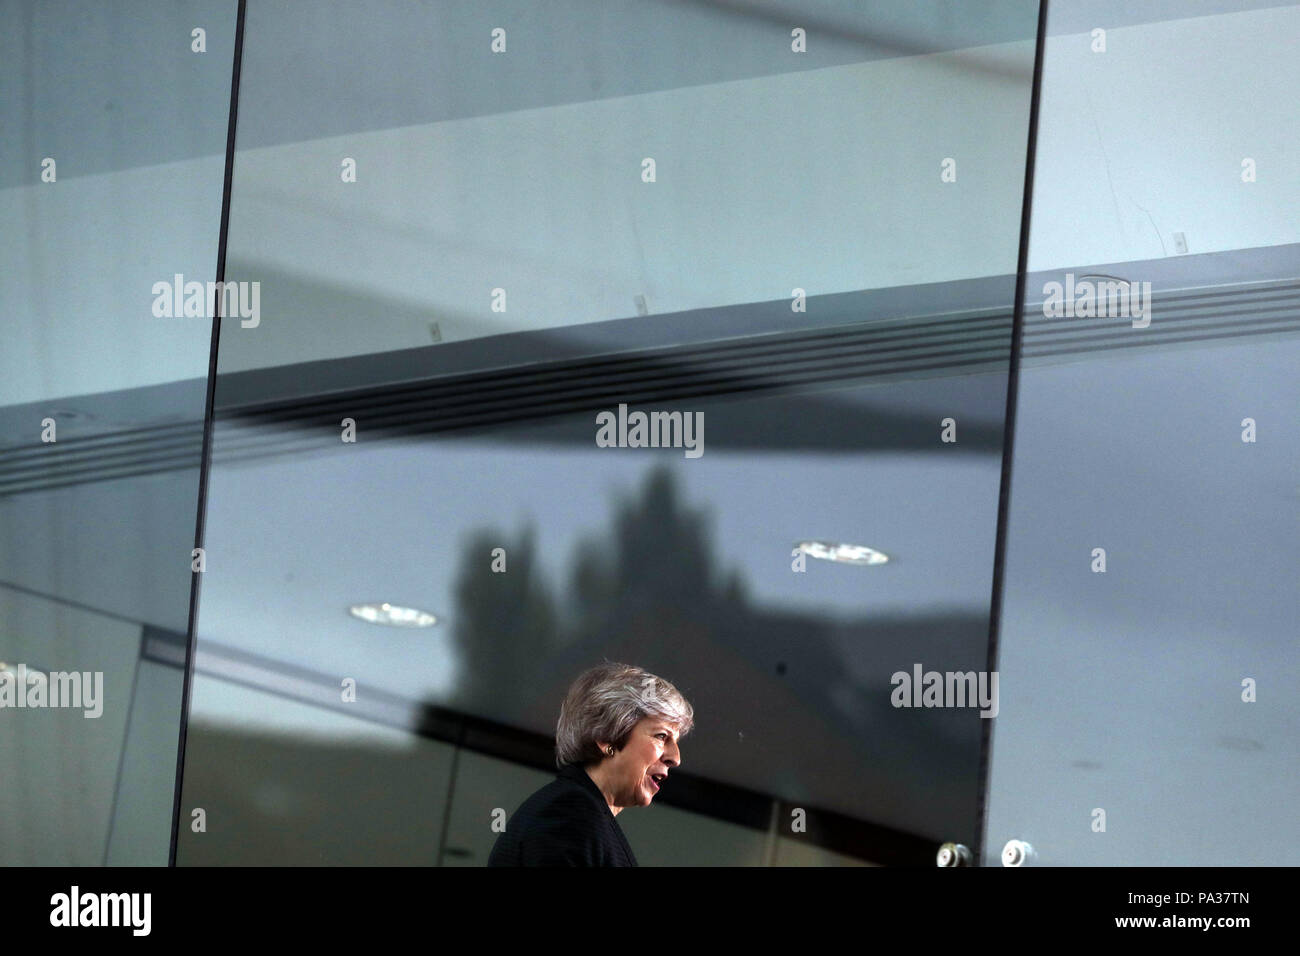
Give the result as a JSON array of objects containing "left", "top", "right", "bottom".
[
  {"left": 179, "top": 675, "right": 455, "bottom": 865},
  {"left": 0, "top": 590, "right": 139, "bottom": 864},
  {"left": 177, "top": 0, "right": 1041, "bottom": 865},
  {"left": 983, "top": 0, "right": 1300, "bottom": 865},
  {"left": 105, "top": 646, "right": 187, "bottom": 865},
  {"left": 0, "top": 0, "right": 236, "bottom": 865}
]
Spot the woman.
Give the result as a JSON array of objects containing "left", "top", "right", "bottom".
[{"left": 488, "top": 661, "right": 694, "bottom": 866}]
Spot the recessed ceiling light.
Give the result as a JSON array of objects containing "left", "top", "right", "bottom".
[
  {"left": 348, "top": 602, "right": 438, "bottom": 627},
  {"left": 796, "top": 540, "right": 889, "bottom": 565}
]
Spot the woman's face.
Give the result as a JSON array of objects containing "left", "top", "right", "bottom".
[{"left": 603, "top": 716, "right": 681, "bottom": 809}]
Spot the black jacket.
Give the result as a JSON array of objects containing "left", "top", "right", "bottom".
[{"left": 487, "top": 763, "right": 638, "bottom": 866}]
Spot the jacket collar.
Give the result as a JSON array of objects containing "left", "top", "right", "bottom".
[
  {"left": 558, "top": 762, "right": 613, "bottom": 810},
  {"left": 558, "top": 762, "right": 637, "bottom": 864}
]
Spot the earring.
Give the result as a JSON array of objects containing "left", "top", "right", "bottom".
[{"left": 607, "top": 747, "right": 616, "bottom": 756}]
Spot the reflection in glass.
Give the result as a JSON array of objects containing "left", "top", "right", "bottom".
[{"left": 176, "top": 0, "right": 1041, "bottom": 865}]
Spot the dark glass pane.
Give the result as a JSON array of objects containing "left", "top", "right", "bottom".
[{"left": 176, "top": 0, "right": 1042, "bottom": 865}]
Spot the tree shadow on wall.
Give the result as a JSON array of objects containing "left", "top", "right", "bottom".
[
  {"left": 446, "top": 466, "right": 750, "bottom": 722},
  {"left": 443, "top": 462, "right": 994, "bottom": 840},
  {"left": 445, "top": 463, "right": 887, "bottom": 739}
]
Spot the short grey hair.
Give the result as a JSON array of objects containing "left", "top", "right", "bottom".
[{"left": 555, "top": 661, "right": 694, "bottom": 768}]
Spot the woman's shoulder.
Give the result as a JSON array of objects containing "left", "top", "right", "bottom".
[
  {"left": 487, "top": 770, "right": 612, "bottom": 866},
  {"left": 513, "top": 770, "right": 604, "bottom": 824}
]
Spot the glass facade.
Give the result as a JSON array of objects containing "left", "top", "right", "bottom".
[
  {"left": 3, "top": 0, "right": 1296, "bottom": 868},
  {"left": 982, "top": 0, "right": 1300, "bottom": 866},
  {"left": 0, "top": 0, "right": 236, "bottom": 865}
]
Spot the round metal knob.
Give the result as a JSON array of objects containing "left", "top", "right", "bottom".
[
  {"left": 1001, "top": 839, "right": 1034, "bottom": 867},
  {"left": 936, "top": 842, "right": 972, "bottom": 867}
]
